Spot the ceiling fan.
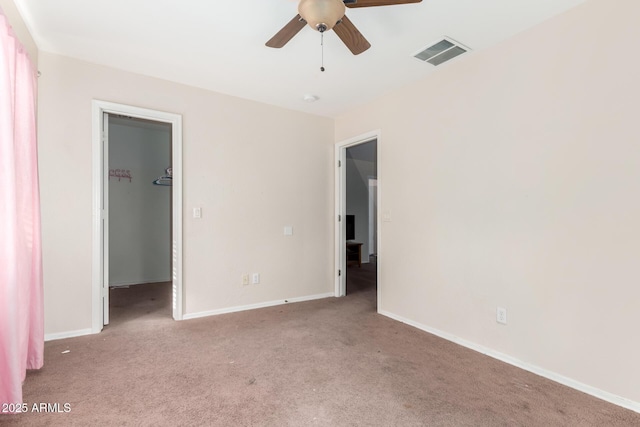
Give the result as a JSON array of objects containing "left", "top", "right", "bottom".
[{"left": 266, "top": 0, "right": 422, "bottom": 55}]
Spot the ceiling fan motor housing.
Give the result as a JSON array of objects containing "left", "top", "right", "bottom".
[{"left": 298, "top": 0, "right": 346, "bottom": 32}]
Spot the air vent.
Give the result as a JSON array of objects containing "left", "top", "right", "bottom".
[{"left": 413, "top": 38, "right": 469, "bottom": 66}]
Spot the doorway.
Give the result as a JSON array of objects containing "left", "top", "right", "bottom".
[
  {"left": 92, "top": 101, "right": 183, "bottom": 333},
  {"left": 107, "top": 115, "right": 172, "bottom": 325},
  {"left": 335, "top": 131, "right": 380, "bottom": 306},
  {"left": 345, "top": 141, "right": 377, "bottom": 296}
]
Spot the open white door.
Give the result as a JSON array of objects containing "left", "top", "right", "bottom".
[
  {"left": 369, "top": 178, "right": 378, "bottom": 257},
  {"left": 102, "top": 112, "right": 110, "bottom": 325},
  {"left": 335, "top": 146, "right": 347, "bottom": 297}
]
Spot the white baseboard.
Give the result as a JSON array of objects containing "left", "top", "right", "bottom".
[
  {"left": 45, "top": 328, "right": 94, "bottom": 342},
  {"left": 378, "top": 310, "right": 640, "bottom": 414},
  {"left": 109, "top": 277, "right": 171, "bottom": 287},
  {"left": 43, "top": 293, "right": 334, "bottom": 340},
  {"left": 183, "top": 292, "right": 335, "bottom": 320}
]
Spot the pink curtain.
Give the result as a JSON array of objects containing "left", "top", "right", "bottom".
[{"left": 0, "top": 9, "right": 44, "bottom": 412}]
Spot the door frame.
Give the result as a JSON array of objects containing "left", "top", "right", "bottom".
[
  {"left": 334, "top": 130, "right": 380, "bottom": 301},
  {"left": 91, "top": 100, "right": 183, "bottom": 333}
]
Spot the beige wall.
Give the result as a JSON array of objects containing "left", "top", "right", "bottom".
[
  {"left": 38, "top": 52, "right": 334, "bottom": 334},
  {"left": 336, "top": 0, "right": 640, "bottom": 405},
  {"left": 0, "top": 0, "right": 37, "bottom": 65}
]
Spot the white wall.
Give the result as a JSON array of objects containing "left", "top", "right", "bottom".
[
  {"left": 108, "top": 118, "right": 171, "bottom": 286},
  {"left": 37, "top": 52, "right": 334, "bottom": 334},
  {"left": 336, "top": 0, "right": 640, "bottom": 407}
]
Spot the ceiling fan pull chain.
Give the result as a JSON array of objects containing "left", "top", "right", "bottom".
[{"left": 320, "top": 31, "right": 325, "bottom": 72}]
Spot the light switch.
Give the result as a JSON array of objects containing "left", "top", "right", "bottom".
[
  {"left": 284, "top": 226, "right": 293, "bottom": 236},
  {"left": 193, "top": 207, "right": 202, "bottom": 219},
  {"left": 383, "top": 211, "right": 391, "bottom": 222}
]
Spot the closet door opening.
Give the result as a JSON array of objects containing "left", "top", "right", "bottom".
[{"left": 107, "top": 114, "right": 173, "bottom": 326}]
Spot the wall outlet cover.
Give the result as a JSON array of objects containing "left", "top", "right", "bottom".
[{"left": 497, "top": 307, "right": 507, "bottom": 325}]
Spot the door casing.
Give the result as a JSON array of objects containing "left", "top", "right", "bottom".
[
  {"left": 334, "top": 130, "right": 381, "bottom": 302},
  {"left": 92, "top": 100, "right": 183, "bottom": 332}
]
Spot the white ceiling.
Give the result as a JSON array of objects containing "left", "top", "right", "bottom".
[{"left": 14, "top": 0, "right": 585, "bottom": 118}]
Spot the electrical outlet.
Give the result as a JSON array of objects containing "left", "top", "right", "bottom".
[
  {"left": 252, "top": 273, "right": 260, "bottom": 285},
  {"left": 496, "top": 307, "right": 507, "bottom": 325},
  {"left": 242, "top": 274, "right": 249, "bottom": 286}
]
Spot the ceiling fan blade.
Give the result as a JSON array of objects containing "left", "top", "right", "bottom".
[
  {"left": 333, "top": 16, "right": 371, "bottom": 55},
  {"left": 344, "top": 0, "right": 422, "bottom": 8},
  {"left": 266, "top": 14, "right": 306, "bottom": 48}
]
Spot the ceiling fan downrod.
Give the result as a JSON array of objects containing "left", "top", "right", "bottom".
[{"left": 320, "top": 30, "right": 325, "bottom": 72}]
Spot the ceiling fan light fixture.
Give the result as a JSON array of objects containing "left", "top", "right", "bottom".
[{"left": 298, "top": 0, "right": 346, "bottom": 32}]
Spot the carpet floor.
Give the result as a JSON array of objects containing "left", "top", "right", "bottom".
[{"left": 3, "top": 268, "right": 639, "bottom": 426}]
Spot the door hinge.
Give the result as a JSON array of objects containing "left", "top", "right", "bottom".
[
  {"left": 338, "top": 270, "right": 342, "bottom": 277},
  {"left": 338, "top": 215, "right": 342, "bottom": 222},
  {"left": 338, "top": 160, "right": 341, "bottom": 167}
]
